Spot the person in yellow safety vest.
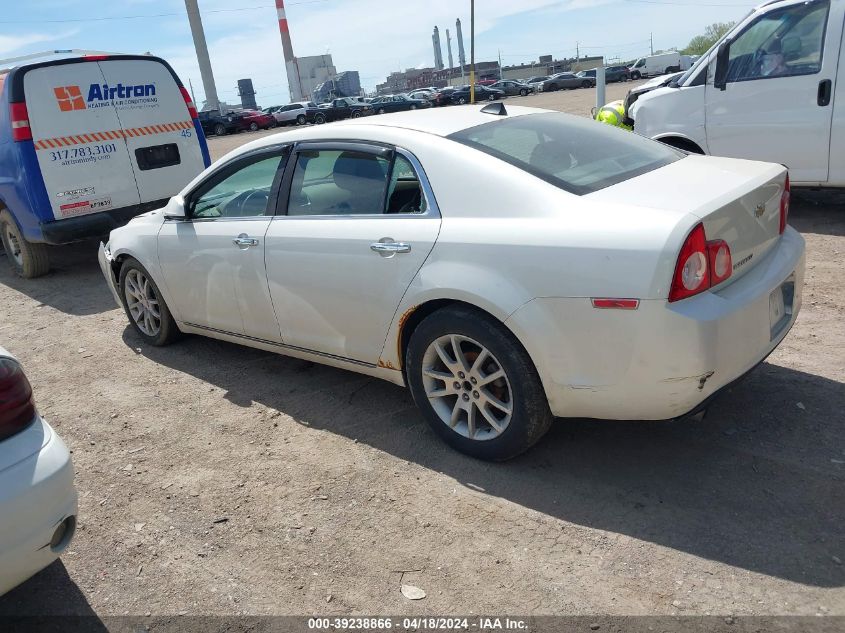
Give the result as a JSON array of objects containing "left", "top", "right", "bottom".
[{"left": 594, "top": 100, "right": 632, "bottom": 131}]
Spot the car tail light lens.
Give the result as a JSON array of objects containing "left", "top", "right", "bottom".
[
  {"left": 10, "top": 102, "right": 32, "bottom": 142},
  {"left": 180, "top": 86, "right": 199, "bottom": 119},
  {"left": 669, "top": 223, "right": 709, "bottom": 302},
  {"left": 780, "top": 174, "right": 790, "bottom": 234},
  {"left": 708, "top": 239, "right": 732, "bottom": 286},
  {"left": 0, "top": 357, "right": 37, "bottom": 441}
]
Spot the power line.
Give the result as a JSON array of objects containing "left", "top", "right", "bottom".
[{"left": 0, "top": 1, "right": 330, "bottom": 24}]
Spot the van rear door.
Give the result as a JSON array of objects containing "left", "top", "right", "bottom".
[
  {"left": 24, "top": 61, "right": 142, "bottom": 220},
  {"left": 96, "top": 58, "right": 206, "bottom": 204}
]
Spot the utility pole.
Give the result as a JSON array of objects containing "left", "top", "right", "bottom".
[
  {"left": 650, "top": 32, "right": 654, "bottom": 55},
  {"left": 470, "top": 0, "right": 475, "bottom": 104}
]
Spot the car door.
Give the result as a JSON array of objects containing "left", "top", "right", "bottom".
[
  {"left": 705, "top": 0, "right": 841, "bottom": 183},
  {"left": 264, "top": 142, "right": 441, "bottom": 365},
  {"left": 157, "top": 145, "right": 288, "bottom": 340}
]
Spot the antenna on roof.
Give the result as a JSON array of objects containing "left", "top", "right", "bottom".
[{"left": 480, "top": 102, "right": 507, "bottom": 116}]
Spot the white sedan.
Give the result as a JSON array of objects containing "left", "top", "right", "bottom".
[
  {"left": 99, "top": 104, "right": 804, "bottom": 460},
  {"left": 0, "top": 346, "right": 77, "bottom": 596}
]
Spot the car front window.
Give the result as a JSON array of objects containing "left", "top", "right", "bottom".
[
  {"left": 448, "top": 113, "right": 682, "bottom": 195},
  {"left": 191, "top": 153, "right": 286, "bottom": 218}
]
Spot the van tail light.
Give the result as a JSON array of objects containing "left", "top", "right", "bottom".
[
  {"left": 0, "top": 358, "right": 37, "bottom": 442},
  {"left": 779, "top": 173, "right": 790, "bottom": 234},
  {"left": 10, "top": 102, "right": 32, "bottom": 142},
  {"left": 669, "top": 223, "right": 733, "bottom": 302},
  {"left": 180, "top": 86, "right": 199, "bottom": 119}
]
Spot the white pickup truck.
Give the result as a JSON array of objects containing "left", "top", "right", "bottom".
[{"left": 630, "top": 0, "right": 844, "bottom": 188}]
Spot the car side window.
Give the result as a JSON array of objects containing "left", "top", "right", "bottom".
[
  {"left": 385, "top": 155, "right": 427, "bottom": 214},
  {"left": 287, "top": 149, "right": 391, "bottom": 216},
  {"left": 726, "top": 0, "right": 829, "bottom": 83},
  {"left": 190, "top": 152, "right": 286, "bottom": 219}
]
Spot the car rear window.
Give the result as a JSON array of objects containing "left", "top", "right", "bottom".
[{"left": 448, "top": 112, "right": 682, "bottom": 195}]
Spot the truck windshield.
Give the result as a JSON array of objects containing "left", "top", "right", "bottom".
[
  {"left": 677, "top": 8, "right": 753, "bottom": 86},
  {"left": 449, "top": 112, "right": 682, "bottom": 195}
]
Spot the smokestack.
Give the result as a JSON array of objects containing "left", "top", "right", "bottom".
[
  {"left": 184, "top": 0, "right": 219, "bottom": 111},
  {"left": 276, "top": 0, "right": 304, "bottom": 101},
  {"left": 446, "top": 29, "right": 454, "bottom": 70},
  {"left": 456, "top": 18, "right": 467, "bottom": 76},
  {"left": 432, "top": 26, "right": 444, "bottom": 70}
]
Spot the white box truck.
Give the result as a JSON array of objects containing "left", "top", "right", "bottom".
[
  {"left": 628, "top": 52, "right": 685, "bottom": 79},
  {"left": 0, "top": 50, "right": 210, "bottom": 277},
  {"left": 630, "top": 0, "right": 844, "bottom": 188}
]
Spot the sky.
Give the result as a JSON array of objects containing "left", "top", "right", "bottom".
[{"left": 3, "top": 0, "right": 761, "bottom": 106}]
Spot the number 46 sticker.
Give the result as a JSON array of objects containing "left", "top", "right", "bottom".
[{"left": 180, "top": 129, "right": 192, "bottom": 138}]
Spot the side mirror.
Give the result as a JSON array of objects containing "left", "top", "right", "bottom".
[
  {"left": 163, "top": 196, "right": 187, "bottom": 220},
  {"left": 714, "top": 41, "right": 730, "bottom": 91}
]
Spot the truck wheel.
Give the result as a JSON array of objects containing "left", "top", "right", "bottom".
[
  {"left": 315, "top": 113, "right": 326, "bottom": 124},
  {"left": 214, "top": 123, "right": 226, "bottom": 136},
  {"left": 0, "top": 210, "right": 49, "bottom": 278},
  {"left": 351, "top": 110, "right": 362, "bottom": 118}
]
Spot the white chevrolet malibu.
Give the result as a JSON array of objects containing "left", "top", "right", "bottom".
[
  {"left": 99, "top": 104, "right": 804, "bottom": 460},
  {"left": 0, "top": 346, "right": 77, "bottom": 596}
]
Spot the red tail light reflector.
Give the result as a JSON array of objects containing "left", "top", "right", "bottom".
[
  {"left": 10, "top": 102, "right": 32, "bottom": 142},
  {"left": 779, "top": 174, "right": 790, "bottom": 234},
  {"left": 0, "top": 358, "right": 37, "bottom": 441},
  {"left": 591, "top": 298, "right": 639, "bottom": 310},
  {"left": 180, "top": 86, "right": 199, "bottom": 119}
]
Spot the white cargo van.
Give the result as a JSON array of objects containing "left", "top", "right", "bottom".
[
  {"left": 0, "top": 50, "right": 210, "bottom": 277},
  {"left": 630, "top": 0, "right": 845, "bottom": 188},
  {"left": 628, "top": 52, "right": 685, "bottom": 79}
]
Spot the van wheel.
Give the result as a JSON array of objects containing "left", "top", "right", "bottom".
[
  {"left": 296, "top": 114, "right": 306, "bottom": 125},
  {"left": 0, "top": 210, "right": 49, "bottom": 278},
  {"left": 119, "top": 258, "right": 181, "bottom": 347},
  {"left": 631, "top": 71, "right": 641, "bottom": 80},
  {"left": 214, "top": 123, "right": 227, "bottom": 136},
  {"left": 406, "top": 305, "right": 553, "bottom": 461}
]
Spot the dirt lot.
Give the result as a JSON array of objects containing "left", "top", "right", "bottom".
[{"left": 0, "top": 83, "right": 843, "bottom": 621}]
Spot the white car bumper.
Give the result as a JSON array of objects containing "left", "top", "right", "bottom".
[
  {"left": 506, "top": 227, "right": 806, "bottom": 420},
  {"left": 0, "top": 417, "right": 77, "bottom": 597},
  {"left": 98, "top": 241, "right": 123, "bottom": 310}
]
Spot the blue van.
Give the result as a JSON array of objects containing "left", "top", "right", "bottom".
[{"left": 0, "top": 50, "right": 210, "bottom": 277}]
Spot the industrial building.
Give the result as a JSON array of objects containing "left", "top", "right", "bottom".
[{"left": 312, "top": 70, "right": 362, "bottom": 103}]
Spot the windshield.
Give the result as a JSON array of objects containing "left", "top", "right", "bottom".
[{"left": 448, "top": 112, "right": 682, "bottom": 195}]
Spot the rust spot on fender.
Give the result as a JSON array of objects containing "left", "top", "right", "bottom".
[
  {"left": 377, "top": 358, "right": 400, "bottom": 371},
  {"left": 391, "top": 305, "right": 419, "bottom": 367}
]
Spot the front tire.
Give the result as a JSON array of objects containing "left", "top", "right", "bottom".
[
  {"left": 249, "top": 122, "right": 259, "bottom": 132},
  {"left": 406, "top": 305, "right": 553, "bottom": 461},
  {"left": 119, "top": 258, "right": 181, "bottom": 347},
  {"left": 519, "top": 88, "right": 528, "bottom": 96},
  {"left": 214, "top": 123, "right": 227, "bottom": 136},
  {"left": 0, "top": 210, "right": 49, "bottom": 278},
  {"left": 631, "top": 71, "right": 641, "bottom": 80},
  {"left": 314, "top": 112, "right": 326, "bottom": 124}
]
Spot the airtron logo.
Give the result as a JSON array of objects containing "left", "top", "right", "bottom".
[{"left": 54, "top": 83, "right": 156, "bottom": 111}]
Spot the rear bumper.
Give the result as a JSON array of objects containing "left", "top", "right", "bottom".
[
  {"left": 39, "top": 199, "right": 168, "bottom": 245},
  {"left": 506, "top": 227, "right": 806, "bottom": 420},
  {"left": 0, "top": 417, "right": 77, "bottom": 597}
]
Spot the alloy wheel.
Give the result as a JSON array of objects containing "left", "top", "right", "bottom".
[
  {"left": 124, "top": 269, "right": 161, "bottom": 337},
  {"left": 421, "top": 334, "right": 513, "bottom": 441}
]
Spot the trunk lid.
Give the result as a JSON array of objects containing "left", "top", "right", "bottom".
[{"left": 587, "top": 154, "right": 787, "bottom": 284}]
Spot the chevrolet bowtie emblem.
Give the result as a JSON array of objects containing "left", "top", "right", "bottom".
[{"left": 755, "top": 203, "right": 766, "bottom": 218}]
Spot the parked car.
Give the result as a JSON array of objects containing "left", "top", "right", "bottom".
[
  {"left": 526, "top": 76, "right": 549, "bottom": 91},
  {"left": 0, "top": 49, "right": 210, "bottom": 278},
  {"left": 605, "top": 66, "right": 632, "bottom": 82},
  {"left": 541, "top": 72, "right": 590, "bottom": 91},
  {"left": 371, "top": 94, "right": 431, "bottom": 114},
  {"left": 316, "top": 97, "right": 374, "bottom": 123},
  {"left": 267, "top": 102, "right": 319, "bottom": 126},
  {"left": 0, "top": 346, "right": 77, "bottom": 596},
  {"left": 432, "top": 87, "right": 459, "bottom": 107},
  {"left": 489, "top": 80, "right": 533, "bottom": 96},
  {"left": 575, "top": 71, "right": 598, "bottom": 87},
  {"left": 237, "top": 109, "right": 276, "bottom": 131},
  {"left": 408, "top": 89, "right": 436, "bottom": 102},
  {"left": 630, "top": 0, "right": 843, "bottom": 187},
  {"left": 447, "top": 85, "right": 505, "bottom": 104},
  {"left": 198, "top": 109, "right": 249, "bottom": 137},
  {"left": 99, "top": 105, "right": 803, "bottom": 461}
]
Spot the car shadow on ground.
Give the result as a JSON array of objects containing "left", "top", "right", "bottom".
[
  {"left": 0, "top": 240, "right": 114, "bottom": 317},
  {"left": 791, "top": 191, "right": 845, "bottom": 237},
  {"left": 0, "top": 560, "right": 106, "bottom": 629},
  {"left": 125, "top": 329, "right": 845, "bottom": 589}
]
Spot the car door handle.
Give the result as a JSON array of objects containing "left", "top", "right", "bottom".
[
  {"left": 233, "top": 233, "right": 259, "bottom": 249},
  {"left": 818, "top": 79, "right": 832, "bottom": 107},
  {"left": 370, "top": 241, "right": 411, "bottom": 256}
]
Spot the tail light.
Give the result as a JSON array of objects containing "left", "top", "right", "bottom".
[
  {"left": 669, "top": 223, "right": 733, "bottom": 302},
  {"left": 0, "top": 357, "right": 37, "bottom": 441},
  {"left": 779, "top": 174, "right": 790, "bottom": 234},
  {"left": 180, "top": 86, "right": 199, "bottom": 119},
  {"left": 10, "top": 102, "right": 32, "bottom": 142}
]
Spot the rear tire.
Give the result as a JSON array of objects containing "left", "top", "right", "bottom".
[
  {"left": 214, "top": 123, "right": 227, "bottom": 136},
  {"left": 352, "top": 110, "right": 361, "bottom": 118},
  {"left": 406, "top": 305, "right": 553, "bottom": 461},
  {"left": 118, "top": 258, "right": 181, "bottom": 347},
  {"left": 315, "top": 112, "right": 326, "bottom": 124},
  {"left": 0, "top": 210, "right": 49, "bottom": 278},
  {"left": 296, "top": 114, "right": 307, "bottom": 125},
  {"left": 519, "top": 88, "right": 528, "bottom": 96},
  {"left": 631, "top": 71, "right": 641, "bottom": 80},
  {"left": 249, "top": 122, "right": 259, "bottom": 132},
  {"left": 581, "top": 80, "right": 592, "bottom": 88}
]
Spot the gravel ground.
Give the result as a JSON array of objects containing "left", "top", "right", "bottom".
[{"left": 0, "top": 81, "right": 843, "bottom": 621}]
